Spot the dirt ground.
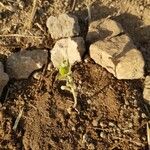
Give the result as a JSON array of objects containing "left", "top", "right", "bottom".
[{"left": 0, "top": 0, "right": 150, "bottom": 150}]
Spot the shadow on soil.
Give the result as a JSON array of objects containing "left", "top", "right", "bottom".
[{"left": 74, "top": 2, "right": 150, "bottom": 74}]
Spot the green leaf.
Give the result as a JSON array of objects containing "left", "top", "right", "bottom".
[{"left": 59, "top": 60, "right": 70, "bottom": 76}]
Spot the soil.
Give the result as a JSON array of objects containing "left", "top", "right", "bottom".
[{"left": 0, "top": 0, "right": 150, "bottom": 150}]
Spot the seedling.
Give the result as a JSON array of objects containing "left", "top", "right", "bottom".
[{"left": 56, "top": 59, "right": 78, "bottom": 112}]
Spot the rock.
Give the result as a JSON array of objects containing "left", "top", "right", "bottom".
[
  {"left": 6, "top": 50, "right": 48, "bottom": 79},
  {"left": 143, "top": 76, "right": 150, "bottom": 104},
  {"left": 51, "top": 37, "right": 85, "bottom": 68},
  {"left": 86, "top": 18, "right": 124, "bottom": 43},
  {"left": 46, "top": 13, "right": 80, "bottom": 39},
  {"left": 116, "top": 49, "right": 144, "bottom": 79},
  {"left": 90, "top": 34, "right": 144, "bottom": 79},
  {"left": 143, "top": 8, "right": 150, "bottom": 25},
  {"left": 0, "top": 62, "right": 9, "bottom": 97}
]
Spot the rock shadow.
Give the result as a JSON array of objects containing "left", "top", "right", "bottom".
[
  {"left": 114, "top": 13, "right": 150, "bottom": 74},
  {"left": 73, "top": 4, "right": 150, "bottom": 74}
]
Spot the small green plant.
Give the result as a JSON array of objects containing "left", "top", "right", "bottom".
[{"left": 56, "top": 59, "right": 78, "bottom": 112}]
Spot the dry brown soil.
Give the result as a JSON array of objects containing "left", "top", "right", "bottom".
[{"left": 0, "top": 0, "right": 150, "bottom": 150}]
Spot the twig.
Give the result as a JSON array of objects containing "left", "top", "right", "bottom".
[
  {"left": 4, "top": 88, "right": 10, "bottom": 103},
  {"left": 85, "top": 0, "right": 96, "bottom": 22},
  {"left": 13, "top": 107, "right": 24, "bottom": 131},
  {"left": 113, "top": 136, "right": 144, "bottom": 147},
  {"left": 71, "top": 0, "right": 77, "bottom": 11},
  {"left": 0, "top": 34, "right": 43, "bottom": 39},
  {"left": 147, "top": 123, "right": 150, "bottom": 150},
  {"left": 27, "top": 0, "right": 37, "bottom": 29},
  {"left": 0, "top": 2, "right": 13, "bottom": 11}
]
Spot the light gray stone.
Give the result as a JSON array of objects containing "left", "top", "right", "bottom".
[
  {"left": 90, "top": 34, "right": 144, "bottom": 79},
  {"left": 51, "top": 37, "right": 85, "bottom": 68},
  {"left": 0, "top": 62, "right": 9, "bottom": 97},
  {"left": 46, "top": 13, "right": 80, "bottom": 39},
  {"left": 143, "top": 76, "right": 150, "bottom": 104},
  {"left": 116, "top": 49, "right": 144, "bottom": 79},
  {"left": 6, "top": 50, "right": 48, "bottom": 79},
  {"left": 86, "top": 18, "right": 124, "bottom": 43}
]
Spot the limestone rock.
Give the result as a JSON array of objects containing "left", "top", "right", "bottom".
[
  {"left": 86, "top": 18, "right": 124, "bottom": 43},
  {"left": 46, "top": 14, "right": 80, "bottom": 39},
  {"left": 0, "top": 62, "right": 9, "bottom": 97},
  {"left": 116, "top": 49, "right": 144, "bottom": 79},
  {"left": 90, "top": 34, "right": 144, "bottom": 79},
  {"left": 51, "top": 37, "right": 85, "bottom": 68},
  {"left": 6, "top": 50, "right": 48, "bottom": 79},
  {"left": 143, "top": 76, "right": 150, "bottom": 104},
  {"left": 143, "top": 8, "right": 150, "bottom": 25}
]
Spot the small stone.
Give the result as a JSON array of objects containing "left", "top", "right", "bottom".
[
  {"left": 47, "top": 63, "right": 53, "bottom": 71},
  {"left": 99, "top": 122, "right": 106, "bottom": 127},
  {"left": 128, "top": 122, "right": 133, "bottom": 128},
  {"left": 46, "top": 13, "right": 80, "bottom": 39},
  {"left": 87, "top": 100, "right": 92, "bottom": 104},
  {"left": 0, "top": 62, "right": 9, "bottom": 97},
  {"left": 133, "top": 100, "right": 138, "bottom": 106},
  {"left": 139, "top": 5, "right": 144, "bottom": 11},
  {"left": 18, "top": 0, "right": 25, "bottom": 9},
  {"left": 142, "top": 137, "right": 146, "bottom": 141},
  {"left": 141, "top": 113, "right": 147, "bottom": 118},
  {"left": 33, "top": 72, "right": 41, "bottom": 80},
  {"left": 108, "top": 122, "right": 115, "bottom": 127},
  {"left": 51, "top": 37, "right": 85, "bottom": 68},
  {"left": 71, "top": 126, "right": 76, "bottom": 131},
  {"left": 125, "top": 100, "right": 129, "bottom": 105},
  {"left": 92, "top": 120, "right": 98, "bottom": 127},
  {"left": 88, "top": 143, "right": 95, "bottom": 150},
  {"left": 82, "top": 133, "right": 89, "bottom": 143},
  {"left": 79, "top": 80, "right": 82, "bottom": 84},
  {"left": 6, "top": 50, "right": 48, "bottom": 79},
  {"left": 86, "top": 18, "right": 124, "bottom": 43},
  {"left": 100, "top": 132, "right": 106, "bottom": 138},
  {"left": 90, "top": 34, "right": 144, "bottom": 79},
  {"left": 143, "top": 76, "right": 150, "bottom": 104}
]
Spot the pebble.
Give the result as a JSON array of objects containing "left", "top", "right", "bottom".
[
  {"left": 100, "top": 132, "right": 106, "bottom": 138},
  {"left": 87, "top": 100, "right": 92, "bottom": 104},
  {"left": 128, "top": 122, "right": 133, "bottom": 128},
  {"left": 47, "top": 63, "right": 53, "bottom": 71},
  {"left": 142, "top": 137, "right": 146, "bottom": 141},
  {"left": 92, "top": 119, "right": 98, "bottom": 127},
  {"left": 88, "top": 143, "right": 95, "bottom": 150},
  {"left": 141, "top": 113, "right": 147, "bottom": 118},
  {"left": 139, "top": 5, "right": 144, "bottom": 11},
  {"left": 18, "top": 0, "right": 25, "bottom": 9},
  {"left": 125, "top": 100, "right": 129, "bottom": 105},
  {"left": 82, "top": 133, "right": 89, "bottom": 143},
  {"left": 33, "top": 72, "right": 41, "bottom": 80},
  {"left": 108, "top": 122, "right": 115, "bottom": 127},
  {"left": 99, "top": 122, "right": 106, "bottom": 127},
  {"left": 71, "top": 126, "right": 76, "bottom": 131},
  {"left": 133, "top": 100, "right": 138, "bottom": 106}
]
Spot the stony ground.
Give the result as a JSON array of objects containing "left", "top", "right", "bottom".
[{"left": 0, "top": 0, "right": 150, "bottom": 150}]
